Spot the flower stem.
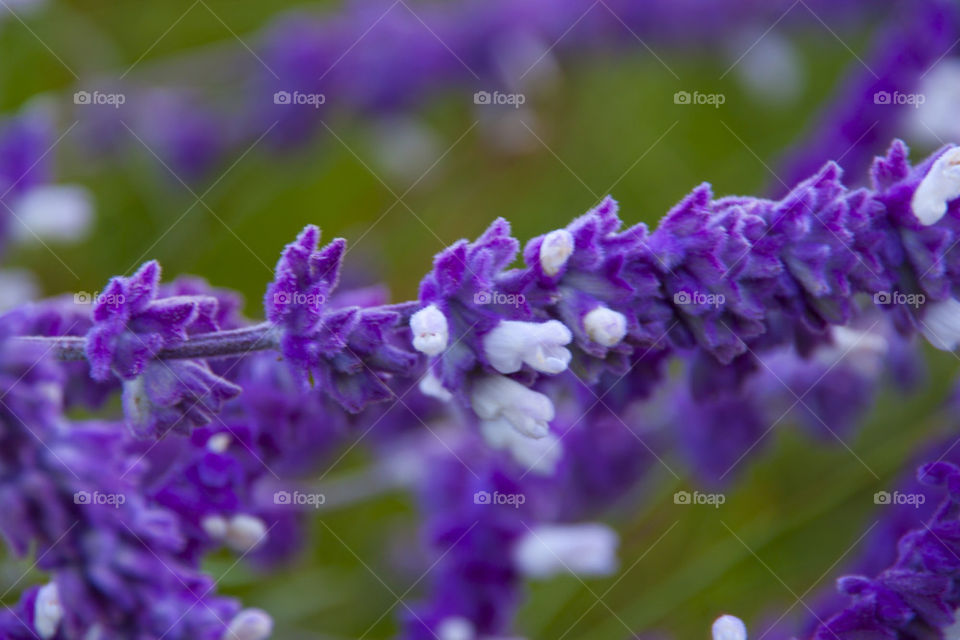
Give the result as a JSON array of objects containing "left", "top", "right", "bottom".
[{"left": 13, "top": 322, "right": 280, "bottom": 362}]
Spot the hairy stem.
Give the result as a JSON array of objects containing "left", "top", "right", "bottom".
[{"left": 13, "top": 322, "right": 280, "bottom": 362}]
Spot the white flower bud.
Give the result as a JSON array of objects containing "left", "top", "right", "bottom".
[
  {"left": 820, "top": 326, "right": 888, "bottom": 374},
  {"left": 471, "top": 375, "right": 555, "bottom": 439},
  {"left": 223, "top": 608, "right": 274, "bottom": 640},
  {"left": 513, "top": 524, "right": 618, "bottom": 579},
  {"left": 912, "top": 147, "right": 960, "bottom": 225},
  {"left": 201, "top": 515, "right": 229, "bottom": 540},
  {"left": 583, "top": 306, "right": 627, "bottom": 347},
  {"left": 224, "top": 514, "right": 268, "bottom": 553},
  {"left": 34, "top": 582, "right": 63, "bottom": 640},
  {"left": 943, "top": 608, "right": 960, "bottom": 640},
  {"left": 207, "top": 433, "right": 232, "bottom": 453},
  {"left": 483, "top": 319, "right": 572, "bottom": 374},
  {"left": 13, "top": 184, "right": 93, "bottom": 244},
  {"left": 410, "top": 304, "right": 449, "bottom": 356},
  {"left": 419, "top": 370, "right": 453, "bottom": 402},
  {"left": 480, "top": 418, "right": 563, "bottom": 475},
  {"left": 539, "top": 229, "right": 575, "bottom": 276},
  {"left": 920, "top": 298, "right": 960, "bottom": 351},
  {"left": 712, "top": 615, "right": 747, "bottom": 640},
  {"left": 436, "top": 617, "right": 475, "bottom": 640}
]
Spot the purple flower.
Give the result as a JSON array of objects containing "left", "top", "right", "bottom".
[
  {"left": 85, "top": 260, "right": 241, "bottom": 436},
  {"left": 776, "top": 0, "right": 960, "bottom": 190},
  {"left": 265, "top": 225, "right": 419, "bottom": 411},
  {"left": 811, "top": 461, "right": 960, "bottom": 639},
  {"left": 0, "top": 324, "right": 268, "bottom": 639},
  {"left": 123, "top": 359, "right": 241, "bottom": 438}
]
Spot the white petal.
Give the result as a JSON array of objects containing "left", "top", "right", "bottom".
[
  {"left": 369, "top": 117, "right": 441, "bottom": 184},
  {"left": 201, "top": 515, "right": 229, "bottom": 539},
  {"left": 480, "top": 418, "right": 563, "bottom": 475},
  {"left": 539, "top": 229, "right": 574, "bottom": 276},
  {"left": 436, "top": 617, "right": 475, "bottom": 640},
  {"left": 419, "top": 371, "right": 453, "bottom": 402},
  {"left": 912, "top": 147, "right": 960, "bottom": 225},
  {"left": 471, "top": 375, "right": 554, "bottom": 439},
  {"left": 583, "top": 306, "right": 628, "bottom": 347},
  {"left": 483, "top": 319, "right": 572, "bottom": 374},
  {"left": 920, "top": 298, "right": 960, "bottom": 351},
  {"left": 820, "top": 326, "right": 888, "bottom": 374},
  {"left": 729, "top": 31, "right": 802, "bottom": 104},
  {"left": 712, "top": 615, "right": 747, "bottom": 640},
  {"left": 223, "top": 608, "right": 273, "bottom": 640},
  {"left": 207, "top": 433, "right": 232, "bottom": 453},
  {"left": 410, "top": 304, "right": 449, "bottom": 356},
  {"left": 224, "top": 514, "right": 268, "bottom": 552},
  {"left": 13, "top": 184, "right": 93, "bottom": 244},
  {"left": 513, "top": 524, "right": 618, "bottom": 579},
  {"left": 909, "top": 60, "right": 960, "bottom": 146},
  {"left": 943, "top": 608, "right": 960, "bottom": 640},
  {"left": 34, "top": 582, "right": 63, "bottom": 640}
]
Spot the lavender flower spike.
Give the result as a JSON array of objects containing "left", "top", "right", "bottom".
[
  {"left": 84, "top": 260, "right": 241, "bottom": 437},
  {"left": 811, "top": 461, "right": 960, "bottom": 639},
  {"left": 86, "top": 260, "right": 209, "bottom": 380},
  {"left": 264, "top": 224, "right": 346, "bottom": 379},
  {"left": 264, "top": 224, "right": 418, "bottom": 411}
]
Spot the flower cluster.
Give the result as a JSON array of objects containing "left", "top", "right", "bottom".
[{"left": 5, "top": 137, "right": 960, "bottom": 637}]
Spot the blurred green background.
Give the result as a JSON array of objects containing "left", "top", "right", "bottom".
[{"left": 1, "top": 2, "right": 955, "bottom": 638}]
